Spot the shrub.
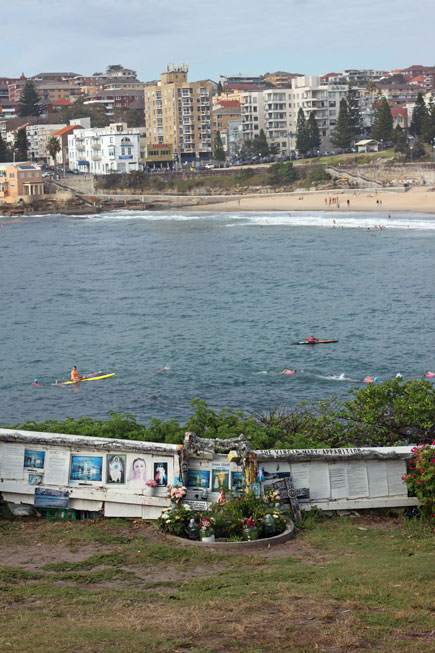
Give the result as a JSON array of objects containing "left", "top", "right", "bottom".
[{"left": 403, "top": 442, "right": 435, "bottom": 520}]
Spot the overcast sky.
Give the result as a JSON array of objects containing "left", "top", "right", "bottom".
[{"left": 4, "top": 0, "right": 435, "bottom": 82}]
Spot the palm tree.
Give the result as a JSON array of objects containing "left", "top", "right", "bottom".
[{"left": 46, "top": 136, "right": 61, "bottom": 169}]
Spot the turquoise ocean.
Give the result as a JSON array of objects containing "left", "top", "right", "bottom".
[{"left": 1, "top": 209, "right": 434, "bottom": 426}]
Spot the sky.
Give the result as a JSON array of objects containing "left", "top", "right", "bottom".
[{"left": 3, "top": 0, "right": 435, "bottom": 83}]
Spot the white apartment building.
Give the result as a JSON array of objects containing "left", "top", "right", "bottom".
[
  {"left": 291, "top": 76, "right": 348, "bottom": 149},
  {"left": 240, "top": 91, "right": 265, "bottom": 141},
  {"left": 263, "top": 88, "right": 294, "bottom": 154},
  {"left": 68, "top": 123, "right": 142, "bottom": 174},
  {"left": 240, "top": 77, "right": 351, "bottom": 154},
  {"left": 26, "top": 123, "right": 66, "bottom": 162}
]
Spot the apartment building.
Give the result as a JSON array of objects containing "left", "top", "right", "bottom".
[
  {"left": 26, "top": 123, "right": 66, "bottom": 162},
  {"left": 213, "top": 100, "right": 241, "bottom": 133},
  {"left": 290, "top": 76, "right": 348, "bottom": 149},
  {"left": 83, "top": 89, "right": 145, "bottom": 120},
  {"left": 240, "top": 91, "right": 265, "bottom": 141},
  {"left": 144, "top": 64, "right": 214, "bottom": 166},
  {"left": 9, "top": 79, "right": 82, "bottom": 105},
  {"left": 263, "top": 88, "right": 293, "bottom": 153},
  {"left": 264, "top": 71, "right": 302, "bottom": 87},
  {"left": 239, "top": 76, "right": 351, "bottom": 154},
  {"left": 68, "top": 122, "right": 142, "bottom": 174},
  {"left": 0, "top": 162, "right": 44, "bottom": 203}
]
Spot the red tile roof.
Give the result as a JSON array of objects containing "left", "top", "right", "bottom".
[{"left": 51, "top": 124, "right": 84, "bottom": 136}]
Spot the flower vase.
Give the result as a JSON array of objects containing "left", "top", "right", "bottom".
[
  {"left": 144, "top": 485, "right": 155, "bottom": 497},
  {"left": 243, "top": 526, "right": 258, "bottom": 541},
  {"left": 200, "top": 528, "right": 215, "bottom": 543}
]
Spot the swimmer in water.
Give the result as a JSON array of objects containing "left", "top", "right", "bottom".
[
  {"left": 424, "top": 371, "right": 435, "bottom": 378},
  {"left": 363, "top": 376, "right": 378, "bottom": 383},
  {"left": 281, "top": 369, "right": 296, "bottom": 375},
  {"left": 33, "top": 378, "right": 39, "bottom": 386}
]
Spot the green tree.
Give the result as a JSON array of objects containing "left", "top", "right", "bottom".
[
  {"left": 331, "top": 98, "right": 353, "bottom": 148},
  {"left": 339, "top": 378, "right": 435, "bottom": 446},
  {"left": 107, "top": 64, "right": 124, "bottom": 73},
  {"left": 268, "top": 161, "right": 298, "bottom": 185},
  {"left": 307, "top": 111, "right": 321, "bottom": 152},
  {"left": 14, "top": 129, "right": 29, "bottom": 160},
  {"left": 256, "top": 129, "right": 270, "bottom": 157},
  {"left": 372, "top": 97, "right": 393, "bottom": 141},
  {"left": 407, "top": 138, "right": 426, "bottom": 160},
  {"left": 18, "top": 80, "right": 42, "bottom": 117},
  {"left": 0, "top": 133, "right": 10, "bottom": 162},
  {"left": 46, "top": 136, "right": 61, "bottom": 167},
  {"left": 421, "top": 102, "right": 435, "bottom": 144},
  {"left": 217, "top": 81, "right": 223, "bottom": 95},
  {"left": 113, "top": 107, "right": 144, "bottom": 127},
  {"left": 346, "top": 83, "right": 362, "bottom": 139},
  {"left": 393, "top": 124, "right": 408, "bottom": 154},
  {"left": 296, "top": 108, "right": 309, "bottom": 156},
  {"left": 409, "top": 92, "right": 427, "bottom": 137},
  {"left": 214, "top": 130, "right": 226, "bottom": 164}
]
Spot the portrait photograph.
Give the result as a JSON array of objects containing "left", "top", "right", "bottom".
[
  {"left": 212, "top": 468, "right": 229, "bottom": 491},
  {"left": 154, "top": 462, "right": 168, "bottom": 486},
  {"left": 106, "top": 454, "right": 126, "bottom": 484}
]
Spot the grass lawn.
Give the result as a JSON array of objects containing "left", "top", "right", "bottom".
[{"left": 0, "top": 514, "right": 433, "bottom": 652}]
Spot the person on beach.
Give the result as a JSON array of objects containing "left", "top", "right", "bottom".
[{"left": 71, "top": 365, "right": 86, "bottom": 382}]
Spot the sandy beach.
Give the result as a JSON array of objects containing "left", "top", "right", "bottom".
[{"left": 193, "top": 186, "right": 435, "bottom": 214}]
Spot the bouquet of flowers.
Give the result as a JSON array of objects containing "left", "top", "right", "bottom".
[
  {"left": 244, "top": 518, "right": 256, "bottom": 529},
  {"left": 145, "top": 479, "right": 158, "bottom": 488},
  {"left": 199, "top": 517, "right": 212, "bottom": 532},
  {"left": 169, "top": 485, "right": 187, "bottom": 503}
]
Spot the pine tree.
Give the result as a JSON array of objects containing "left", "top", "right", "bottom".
[
  {"left": 306, "top": 112, "right": 320, "bottom": 152},
  {"left": 393, "top": 124, "right": 408, "bottom": 154},
  {"left": 296, "top": 108, "right": 309, "bottom": 156},
  {"left": 18, "top": 80, "right": 42, "bottom": 117},
  {"left": 346, "top": 83, "right": 362, "bottom": 140},
  {"left": 14, "top": 129, "right": 29, "bottom": 161},
  {"left": 331, "top": 98, "right": 353, "bottom": 148},
  {"left": 256, "top": 129, "right": 270, "bottom": 157},
  {"left": 372, "top": 97, "right": 393, "bottom": 141},
  {"left": 409, "top": 92, "right": 427, "bottom": 137},
  {"left": 214, "top": 131, "right": 226, "bottom": 164},
  {"left": 421, "top": 103, "right": 435, "bottom": 144},
  {"left": 0, "top": 133, "right": 9, "bottom": 162}
]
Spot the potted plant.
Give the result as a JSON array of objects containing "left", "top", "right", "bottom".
[
  {"left": 199, "top": 517, "right": 215, "bottom": 542},
  {"left": 243, "top": 518, "right": 258, "bottom": 541},
  {"left": 144, "top": 479, "right": 158, "bottom": 496}
]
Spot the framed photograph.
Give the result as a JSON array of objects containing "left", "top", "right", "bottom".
[
  {"left": 231, "top": 471, "right": 244, "bottom": 490},
  {"left": 34, "top": 488, "right": 69, "bottom": 508},
  {"left": 24, "top": 449, "right": 45, "bottom": 469},
  {"left": 187, "top": 469, "right": 210, "bottom": 489},
  {"left": 69, "top": 456, "right": 103, "bottom": 483},
  {"left": 211, "top": 469, "right": 229, "bottom": 491},
  {"left": 106, "top": 454, "right": 126, "bottom": 484},
  {"left": 127, "top": 456, "right": 148, "bottom": 488},
  {"left": 154, "top": 462, "right": 168, "bottom": 487},
  {"left": 256, "top": 467, "right": 265, "bottom": 483},
  {"left": 28, "top": 473, "right": 43, "bottom": 486}
]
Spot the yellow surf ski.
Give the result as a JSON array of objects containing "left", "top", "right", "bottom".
[{"left": 62, "top": 373, "right": 116, "bottom": 385}]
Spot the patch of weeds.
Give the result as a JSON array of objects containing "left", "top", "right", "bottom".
[{"left": 0, "top": 566, "right": 43, "bottom": 583}]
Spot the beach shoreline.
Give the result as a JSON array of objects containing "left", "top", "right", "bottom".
[
  {"left": 1, "top": 185, "right": 435, "bottom": 217},
  {"left": 188, "top": 186, "right": 435, "bottom": 214}
]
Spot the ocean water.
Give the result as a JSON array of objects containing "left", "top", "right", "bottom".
[{"left": 1, "top": 209, "right": 434, "bottom": 426}]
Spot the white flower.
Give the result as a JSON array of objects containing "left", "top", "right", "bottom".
[{"left": 183, "top": 504, "right": 191, "bottom": 510}]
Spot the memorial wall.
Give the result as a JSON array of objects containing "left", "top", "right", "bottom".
[{"left": 0, "top": 429, "right": 418, "bottom": 518}]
